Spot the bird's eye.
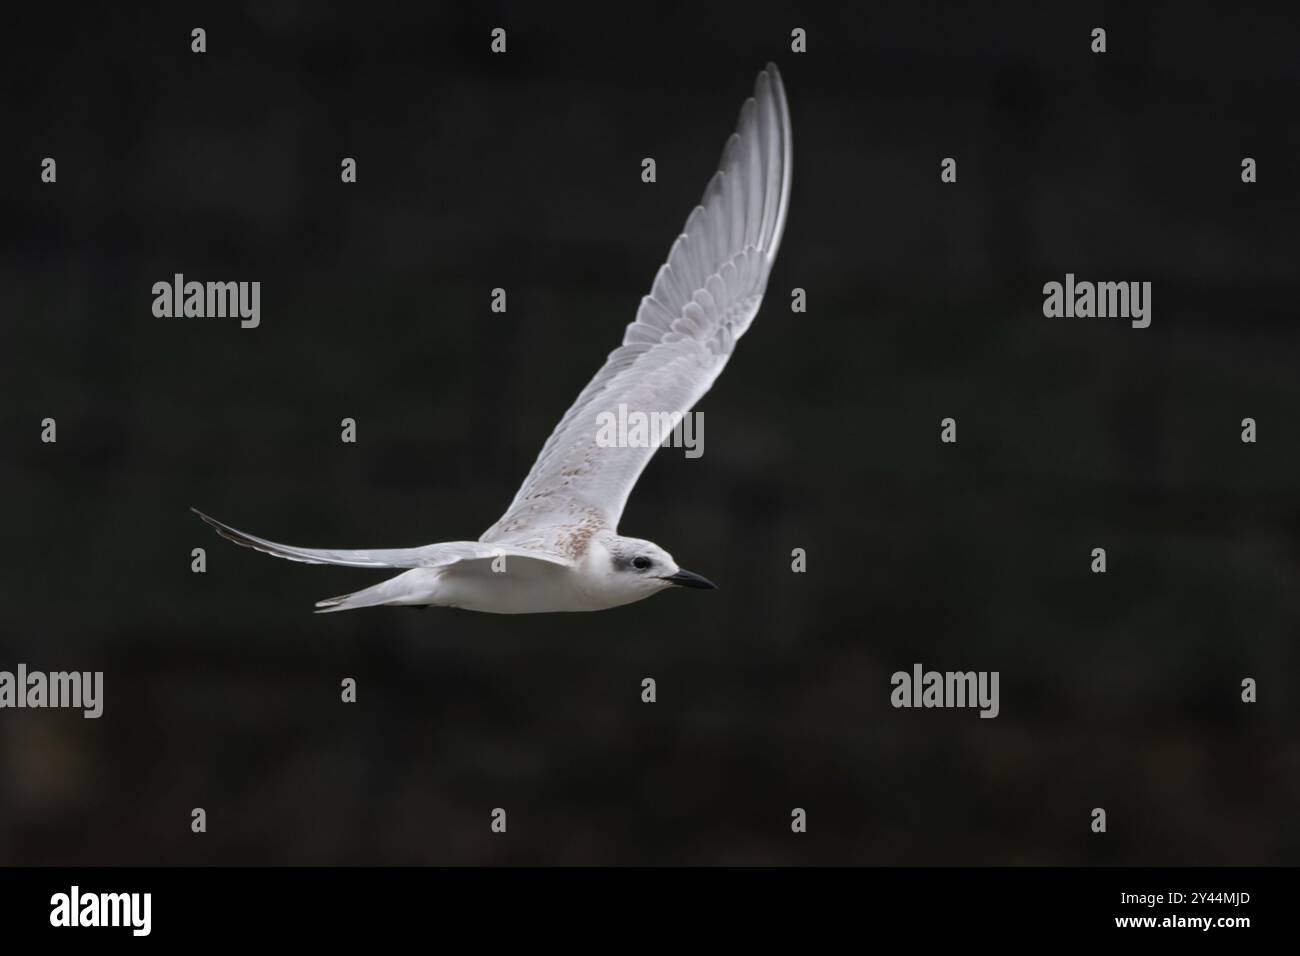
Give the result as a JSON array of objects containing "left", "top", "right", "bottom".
[{"left": 632, "top": 556, "right": 652, "bottom": 571}]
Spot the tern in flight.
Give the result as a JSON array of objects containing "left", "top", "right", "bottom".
[{"left": 195, "top": 64, "right": 792, "bottom": 614}]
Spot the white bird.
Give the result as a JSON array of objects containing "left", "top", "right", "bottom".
[{"left": 195, "top": 64, "right": 792, "bottom": 614}]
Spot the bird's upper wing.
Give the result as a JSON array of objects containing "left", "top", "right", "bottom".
[
  {"left": 481, "top": 63, "right": 792, "bottom": 547},
  {"left": 193, "top": 509, "right": 574, "bottom": 568}
]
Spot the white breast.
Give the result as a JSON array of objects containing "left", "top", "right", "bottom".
[{"left": 434, "top": 561, "right": 596, "bottom": 614}]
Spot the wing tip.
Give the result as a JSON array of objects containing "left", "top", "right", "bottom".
[
  {"left": 759, "top": 62, "right": 784, "bottom": 93},
  {"left": 191, "top": 506, "right": 223, "bottom": 534},
  {"left": 191, "top": 507, "right": 259, "bottom": 550},
  {"left": 758, "top": 62, "right": 792, "bottom": 258}
]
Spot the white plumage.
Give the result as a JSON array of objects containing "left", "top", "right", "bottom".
[{"left": 196, "top": 63, "right": 793, "bottom": 614}]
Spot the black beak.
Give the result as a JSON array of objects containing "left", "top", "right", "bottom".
[{"left": 661, "top": 569, "right": 717, "bottom": 590}]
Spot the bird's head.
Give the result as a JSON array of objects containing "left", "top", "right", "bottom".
[{"left": 587, "top": 532, "right": 716, "bottom": 603}]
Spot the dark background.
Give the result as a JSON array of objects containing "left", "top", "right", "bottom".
[{"left": 1, "top": 1, "right": 1298, "bottom": 865}]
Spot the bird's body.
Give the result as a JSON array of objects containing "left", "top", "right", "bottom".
[
  {"left": 321, "top": 560, "right": 579, "bottom": 615},
  {"left": 306, "top": 532, "right": 706, "bottom": 615},
  {"left": 196, "top": 64, "right": 793, "bottom": 614}
]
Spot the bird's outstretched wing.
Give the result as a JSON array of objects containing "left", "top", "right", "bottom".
[
  {"left": 193, "top": 509, "right": 574, "bottom": 568},
  {"left": 481, "top": 63, "right": 792, "bottom": 548}
]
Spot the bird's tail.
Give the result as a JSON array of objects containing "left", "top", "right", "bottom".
[{"left": 314, "top": 569, "right": 434, "bottom": 614}]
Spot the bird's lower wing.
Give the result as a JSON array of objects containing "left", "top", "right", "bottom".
[{"left": 192, "top": 509, "right": 573, "bottom": 569}]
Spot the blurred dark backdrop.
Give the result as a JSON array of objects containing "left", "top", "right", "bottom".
[{"left": 1, "top": 1, "right": 1298, "bottom": 864}]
